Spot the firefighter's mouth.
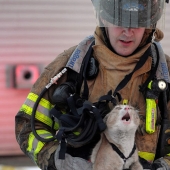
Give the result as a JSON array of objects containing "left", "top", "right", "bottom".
[{"left": 120, "top": 40, "right": 132, "bottom": 43}]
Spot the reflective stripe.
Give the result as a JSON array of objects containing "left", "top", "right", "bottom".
[
  {"left": 138, "top": 151, "right": 155, "bottom": 162},
  {"left": 24, "top": 98, "right": 50, "bottom": 117},
  {"left": 27, "top": 130, "right": 53, "bottom": 163},
  {"left": 27, "top": 93, "right": 52, "bottom": 110},
  {"left": 20, "top": 92, "right": 59, "bottom": 130},
  {"left": 167, "top": 153, "right": 170, "bottom": 156}
]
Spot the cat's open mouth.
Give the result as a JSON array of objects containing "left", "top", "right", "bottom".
[{"left": 122, "top": 113, "right": 131, "bottom": 124}]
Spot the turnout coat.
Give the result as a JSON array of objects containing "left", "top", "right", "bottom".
[{"left": 15, "top": 27, "right": 170, "bottom": 169}]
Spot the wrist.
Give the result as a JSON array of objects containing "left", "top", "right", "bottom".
[{"left": 151, "top": 157, "right": 170, "bottom": 170}]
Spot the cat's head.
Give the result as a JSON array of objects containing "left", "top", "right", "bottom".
[{"left": 104, "top": 105, "right": 140, "bottom": 132}]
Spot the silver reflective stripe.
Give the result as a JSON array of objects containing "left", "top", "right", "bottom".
[
  {"left": 28, "top": 137, "right": 39, "bottom": 162},
  {"left": 20, "top": 92, "right": 59, "bottom": 129},
  {"left": 27, "top": 131, "right": 53, "bottom": 163},
  {"left": 24, "top": 97, "right": 50, "bottom": 117}
]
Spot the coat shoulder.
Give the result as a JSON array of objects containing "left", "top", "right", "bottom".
[{"left": 46, "top": 45, "right": 77, "bottom": 71}]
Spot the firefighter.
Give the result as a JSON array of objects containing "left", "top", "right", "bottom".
[{"left": 15, "top": 0, "right": 170, "bottom": 169}]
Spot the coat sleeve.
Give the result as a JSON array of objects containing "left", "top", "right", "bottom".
[
  {"left": 162, "top": 54, "right": 170, "bottom": 167},
  {"left": 165, "top": 54, "right": 170, "bottom": 119},
  {"left": 15, "top": 46, "right": 76, "bottom": 170}
]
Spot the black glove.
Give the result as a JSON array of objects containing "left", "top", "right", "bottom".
[
  {"left": 139, "top": 157, "right": 152, "bottom": 169},
  {"left": 151, "top": 158, "right": 170, "bottom": 170}
]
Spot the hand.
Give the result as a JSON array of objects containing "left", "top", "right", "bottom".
[
  {"left": 151, "top": 157, "right": 170, "bottom": 170},
  {"left": 139, "top": 157, "right": 152, "bottom": 169},
  {"left": 54, "top": 146, "right": 93, "bottom": 170}
]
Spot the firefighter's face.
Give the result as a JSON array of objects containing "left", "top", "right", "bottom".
[{"left": 106, "top": 25, "right": 145, "bottom": 56}]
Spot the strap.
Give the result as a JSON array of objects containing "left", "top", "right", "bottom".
[
  {"left": 66, "top": 35, "right": 95, "bottom": 96},
  {"left": 81, "top": 40, "right": 95, "bottom": 100},
  {"left": 50, "top": 106, "right": 80, "bottom": 127},
  {"left": 113, "top": 46, "right": 151, "bottom": 96},
  {"left": 110, "top": 142, "right": 136, "bottom": 163},
  {"left": 67, "top": 95, "right": 79, "bottom": 117},
  {"left": 59, "top": 138, "right": 67, "bottom": 159},
  {"left": 52, "top": 99, "right": 106, "bottom": 159},
  {"left": 98, "top": 90, "right": 122, "bottom": 106},
  {"left": 139, "top": 42, "right": 160, "bottom": 93}
]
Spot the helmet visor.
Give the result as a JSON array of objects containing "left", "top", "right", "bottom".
[{"left": 92, "top": 0, "right": 166, "bottom": 29}]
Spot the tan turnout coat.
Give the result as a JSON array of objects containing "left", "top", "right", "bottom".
[{"left": 15, "top": 27, "right": 170, "bottom": 169}]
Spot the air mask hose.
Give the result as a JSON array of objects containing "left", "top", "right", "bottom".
[{"left": 31, "top": 68, "right": 67, "bottom": 142}]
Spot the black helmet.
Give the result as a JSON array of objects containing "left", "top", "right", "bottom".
[{"left": 92, "top": 0, "right": 166, "bottom": 28}]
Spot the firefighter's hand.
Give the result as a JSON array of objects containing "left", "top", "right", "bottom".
[
  {"left": 139, "top": 157, "right": 152, "bottom": 169},
  {"left": 151, "top": 157, "right": 170, "bottom": 170},
  {"left": 54, "top": 146, "right": 93, "bottom": 170}
]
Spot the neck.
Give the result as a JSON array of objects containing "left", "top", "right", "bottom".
[{"left": 104, "top": 130, "right": 136, "bottom": 158}]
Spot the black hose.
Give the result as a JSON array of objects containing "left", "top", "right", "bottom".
[{"left": 31, "top": 87, "right": 56, "bottom": 142}]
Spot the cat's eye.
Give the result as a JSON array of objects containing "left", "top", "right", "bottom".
[
  {"left": 129, "top": 107, "right": 135, "bottom": 110},
  {"left": 115, "top": 106, "right": 122, "bottom": 110}
]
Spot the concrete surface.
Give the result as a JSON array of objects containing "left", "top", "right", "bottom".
[
  {"left": 0, "top": 155, "right": 40, "bottom": 170},
  {"left": 0, "top": 155, "right": 35, "bottom": 166}
]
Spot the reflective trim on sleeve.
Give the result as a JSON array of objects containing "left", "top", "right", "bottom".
[
  {"left": 27, "top": 130, "right": 53, "bottom": 163},
  {"left": 20, "top": 92, "right": 59, "bottom": 130},
  {"left": 138, "top": 151, "right": 155, "bottom": 162},
  {"left": 167, "top": 153, "right": 170, "bottom": 156}
]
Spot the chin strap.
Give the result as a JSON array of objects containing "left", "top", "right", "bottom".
[{"left": 100, "top": 27, "right": 115, "bottom": 52}]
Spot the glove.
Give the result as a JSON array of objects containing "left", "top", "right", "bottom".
[
  {"left": 54, "top": 145, "right": 93, "bottom": 170},
  {"left": 139, "top": 157, "right": 152, "bottom": 169},
  {"left": 151, "top": 157, "right": 170, "bottom": 170}
]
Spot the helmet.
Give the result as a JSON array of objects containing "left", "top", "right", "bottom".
[{"left": 92, "top": 0, "right": 166, "bottom": 29}]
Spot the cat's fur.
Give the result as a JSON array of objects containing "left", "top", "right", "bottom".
[{"left": 91, "top": 105, "right": 143, "bottom": 170}]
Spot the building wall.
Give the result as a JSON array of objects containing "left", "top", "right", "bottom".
[
  {"left": 0, "top": 0, "right": 170, "bottom": 155},
  {"left": 0, "top": 0, "right": 95, "bottom": 155}
]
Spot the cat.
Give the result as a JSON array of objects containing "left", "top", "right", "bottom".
[{"left": 91, "top": 105, "right": 143, "bottom": 170}]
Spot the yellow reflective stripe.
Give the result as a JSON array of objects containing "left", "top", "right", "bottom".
[
  {"left": 21, "top": 103, "right": 59, "bottom": 130},
  {"left": 27, "top": 93, "right": 52, "bottom": 110},
  {"left": 27, "top": 130, "right": 53, "bottom": 163},
  {"left": 20, "top": 92, "right": 59, "bottom": 130},
  {"left": 167, "top": 153, "right": 170, "bottom": 156},
  {"left": 138, "top": 151, "right": 155, "bottom": 161}
]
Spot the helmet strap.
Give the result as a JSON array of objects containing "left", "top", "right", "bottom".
[
  {"left": 151, "top": 29, "right": 156, "bottom": 43},
  {"left": 100, "top": 27, "right": 115, "bottom": 52}
]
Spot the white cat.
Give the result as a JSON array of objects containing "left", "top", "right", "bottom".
[{"left": 91, "top": 105, "right": 143, "bottom": 170}]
